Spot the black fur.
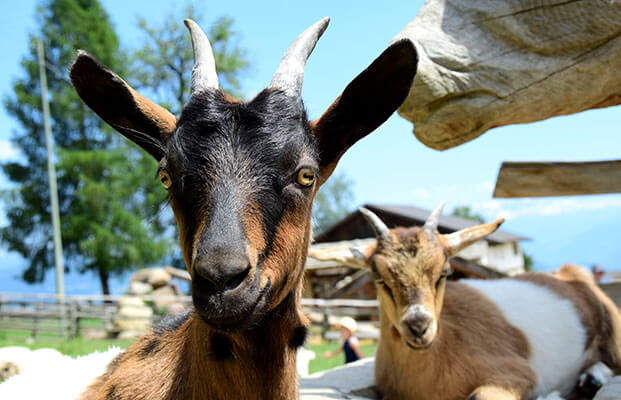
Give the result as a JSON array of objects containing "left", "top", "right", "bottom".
[
  {"left": 152, "top": 308, "right": 193, "bottom": 335},
  {"left": 106, "top": 384, "right": 122, "bottom": 400},
  {"left": 289, "top": 326, "right": 308, "bottom": 349},
  {"left": 210, "top": 333, "right": 236, "bottom": 361},
  {"left": 138, "top": 336, "right": 161, "bottom": 359}
]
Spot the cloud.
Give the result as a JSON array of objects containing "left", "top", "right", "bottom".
[
  {"left": 0, "top": 140, "right": 20, "bottom": 161},
  {"left": 410, "top": 181, "right": 621, "bottom": 220},
  {"left": 473, "top": 196, "right": 621, "bottom": 220}
]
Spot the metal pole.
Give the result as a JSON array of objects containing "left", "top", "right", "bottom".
[{"left": 37, "top": 40, "right": 66, "bottom": 337}]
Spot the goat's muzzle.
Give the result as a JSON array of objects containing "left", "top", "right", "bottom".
[
  {"left": 400, "top": 305, "right": 437, "bottom": 350},
  {"left": 191, "top": 254, "right": 269, "bottom": 332}
]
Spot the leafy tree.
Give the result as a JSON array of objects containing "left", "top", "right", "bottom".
[
  {"left": 130, "top": 4, "right": 250, "bottom": 112},
  {"left": 2, "top": 0, "right": 168, "bottom": 294},
  {"left": 313, "top": 173, "right": 355, "bottom": 235},
  {"left": 523, "top": 252, "right": 534, "bottom": 272},
  {"left": 451, "top": 206, "right": 485, "bottom": 223}
]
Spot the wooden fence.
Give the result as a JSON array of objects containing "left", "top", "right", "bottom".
[
  {"left": 0, "top": 293, "right": 191, "bottom": 339},
  {"left": 0, "top": 293, "right": 379, "bottom": 339}
]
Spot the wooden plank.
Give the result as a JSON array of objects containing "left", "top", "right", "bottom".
[{"left": 493, "top": 160, "right": 621, "bottom": 198}]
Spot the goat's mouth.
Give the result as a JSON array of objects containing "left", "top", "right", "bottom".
[{"left": 192, "top": 273, "right": 272, "bottom": 332}]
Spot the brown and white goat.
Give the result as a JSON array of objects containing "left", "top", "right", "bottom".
[
  {"left": 310, "top": 204, "right": 621, "bottom": 400},
  {"left": 69, "top": 18, "right": 417, "bottom": 400}
]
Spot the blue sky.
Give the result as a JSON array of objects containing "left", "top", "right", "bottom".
[{"left": 0, "top": 0, "right": 619, "bottom": 292}]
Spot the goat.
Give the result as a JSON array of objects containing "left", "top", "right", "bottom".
[
  {"left": 309, "top": 203, "right": 621, "bottom": 400},
  {"left": 69, "top": 18, "right": 418, "bottom": 400}
]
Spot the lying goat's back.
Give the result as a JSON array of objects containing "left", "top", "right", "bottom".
[{"left": 463, "top": 265, "right": 621, "bottom": 397}]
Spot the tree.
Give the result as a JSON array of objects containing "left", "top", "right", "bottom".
[
  {"left": 2, "top": 0, "right": 168, "bottom": 294},
  {"left": 313, "top": 173, "right": 355, "bottom": 235},
  {"left": 523, "top": 252, "right": 534, "bottom": 272},
  {"left": 130, "top": 4, "right": 249, "bottom": 112},
  {"left": 451, "top": 206, "right": 485, "bottom": 223}
]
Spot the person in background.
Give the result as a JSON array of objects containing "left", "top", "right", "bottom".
[
  {"left": 324, "top": 316, "right": 364, "bottom": 363},
  {"left": 592, "top": 264, "right": 605, "bottom": 284}
]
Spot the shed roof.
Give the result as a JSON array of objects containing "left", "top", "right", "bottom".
[{"left": 315, "top": 203, "right": 529, "bottom": 244}]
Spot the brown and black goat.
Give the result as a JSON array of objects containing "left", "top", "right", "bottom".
[
  {"left": 70, "top": 18, "right": 417, "bottom": 400},
  {"left": 310, "top": 204, "right": 621, "bottom": 400}
]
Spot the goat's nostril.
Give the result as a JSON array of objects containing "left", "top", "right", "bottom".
[
  {"left": 193, "top": 258, "right": 251, "bottom": 291},
  {"left": 408, "top": 322, "right": 429, "bottom": 338},
  {"left": 405, "top": 313, "right": 432, "bottom": 338},
  {"left": 224, "top": 265, "right": 250, "bottom": 291}
]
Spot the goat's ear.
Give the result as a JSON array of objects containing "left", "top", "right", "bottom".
[
  {"left": 311, "top": 39, "right": 418, "bottom": 181},
  {"left": 70, "top": 51, "right": 176, "bottom": 160},
  {"left": 308, "top": 241, "right": 376, "bottom": 269},
  {"left": 442, "top": 218, "right": 505, "bottom": 257}
]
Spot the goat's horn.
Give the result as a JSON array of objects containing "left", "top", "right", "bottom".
[
  {"left": 359, "top": 207, "right": 391, "bottom": 242},
  {"left": 424, "top": 201, "right": 445, "bottom": 234},
  {"left": 443, "top": 218, "right": 505, "bottom": 256},
  {"left": 184, "top": 19, "right": 219, "bottom": 94},
  {"left": 270, "top": 17, "right": 330, "bottom": 97}
]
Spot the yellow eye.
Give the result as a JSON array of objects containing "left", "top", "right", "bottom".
[
  {"left": 160, "top": 170, "right": 172, "bottom": 189},
  {"left": 296, "top": 168, "right": 315, "bottom": 187}
]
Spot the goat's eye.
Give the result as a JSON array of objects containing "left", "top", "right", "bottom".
[
  {"left": 159, "top": 170, "right": 172, "bottom": 189},
  {"left": 296, "top": 168, "right": 315, "bottom": 187},
  {"left": 435, "top": 269, "right": 451, "bottom": 290}
]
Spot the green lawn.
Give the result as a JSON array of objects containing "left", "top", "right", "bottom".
[
  {"left": 0, "top": 329, "right": 375, "bottom": 373},
  {"left": 307, "top": 341, "right": 377, "bottom": 374}
]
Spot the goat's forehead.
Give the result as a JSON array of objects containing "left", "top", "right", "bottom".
[
  {"left": 376, "top": 231, "right": 446, "bottom": 280},
  {"left": 168, "top": 90, "right": 317, "bottom": 168}
]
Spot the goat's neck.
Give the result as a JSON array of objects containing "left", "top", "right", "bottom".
[
  {"left": 83, "top": 287, "right": 305, "bottom": 400},
  {"left": 184, "top": 291, "right": 304, "bottom": 399}
]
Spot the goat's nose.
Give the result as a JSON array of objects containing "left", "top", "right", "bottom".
[
  {"left": 193, "top": 253, "right": 251, "bottom": 291},
  {"left": 403, "top": 311, "right": 432, "bottom": 338}
]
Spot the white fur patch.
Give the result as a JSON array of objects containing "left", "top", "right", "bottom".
[
  {"left": 536, "top": 390, "right": 566, "bottom": 400},
  {"left": 464, "top": 279, "right": 587, "bottom": 397},
  {"left": 0, "top": 347, "right": 122, "bottom": 400},
  {"left": 580, "top": 361, "right": 614, "bottom": 387}
]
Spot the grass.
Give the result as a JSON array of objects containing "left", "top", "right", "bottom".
[
  {"left": 307, "top": 340, "right": 377, "bottom": 374},
  {"left": 0, "top": 328, "right": 376, "bottom": 373}
]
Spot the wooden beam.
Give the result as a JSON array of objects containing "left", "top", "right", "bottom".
[
  {"left": 493, "top": 160, "right": 621, "bottom": 198},
  {"left": 325, "top": 270, "right": 373, "bottom": 299}
]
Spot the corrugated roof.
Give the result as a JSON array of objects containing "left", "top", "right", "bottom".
[{"left": 316, "top": 203, "right": 529, "bottom": 244}]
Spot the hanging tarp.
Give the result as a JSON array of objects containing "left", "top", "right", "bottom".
[{"left": 394, "top": 0, "right": 621, "bottom": 150}]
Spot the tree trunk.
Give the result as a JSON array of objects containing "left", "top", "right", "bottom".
[{"left": 98, "top": 267, "right": 110, "bottom": 295}]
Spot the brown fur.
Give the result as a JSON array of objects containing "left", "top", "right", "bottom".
[
  {"left": 375, "top": 282, "right": 535, "bottom": 400},
  {"left": 80, "top": 294, "right": 304, "bottom": 400}
]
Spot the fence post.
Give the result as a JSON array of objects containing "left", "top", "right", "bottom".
[
  {"left": 321, "top": 310, "right": 329, "bottom": 339},
  {"left": 69, "top": 301, "right": 77, "bottom": 338}
]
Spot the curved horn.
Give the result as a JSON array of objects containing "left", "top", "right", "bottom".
[
  {"left": 184, "top": 19, "right": 219, "bottom": 94},
  {"left": 424, "top": 201, "right": 445, "bottom": 234},
  {"left": 443, "top": 218, "right": 505, "bottom": 256},
  {"left": 270, "top": 17, "right": 330, "bottom": 97},
  {"left": 359, "top": 207, "right": 391, "bottom": 242}
]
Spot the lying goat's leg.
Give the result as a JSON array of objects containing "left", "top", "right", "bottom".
[{"left": 467, "top": 385, "right": 523, "bottom": 400}]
